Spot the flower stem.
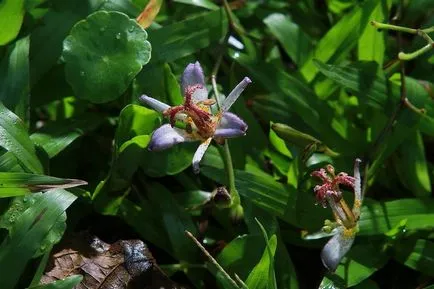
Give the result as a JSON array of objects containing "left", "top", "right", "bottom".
[
  {"left": 370, "top": 20, "right": 434, "bottom": 60},
  {"left": 210, "top": 35, "right": 242, "bottom": 212}
]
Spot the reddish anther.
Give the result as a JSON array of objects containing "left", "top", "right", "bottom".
[{"left": 311, "top": 165, "right": 355, "bottom": 207}]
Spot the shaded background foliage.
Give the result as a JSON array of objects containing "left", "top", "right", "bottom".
[{"left": 0, "top": 0, "right": 433, "bottom": 288}]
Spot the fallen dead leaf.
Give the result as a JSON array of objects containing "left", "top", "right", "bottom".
[{"left": 41, "top": 234, "right": 187, "bottom": 289}]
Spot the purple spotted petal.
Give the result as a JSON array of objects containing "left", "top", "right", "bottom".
[
  {"left": 182, "top": 62, "right": 208, "bottom": 102},
  {"left": 148, "top": 124, "right": 194, "bottom": 151},
  {"left": 221, "top": 77, "right": 252, "bottom": 112},
  {"left": 321, "top": 227, "right": 355, "bottom": 272},
  {"left": 139, "top": 95, "right": 170, "bottom": 112},
  {"left": 218, "top": 112, "right": 248, "bottom": 131},
  {"left": 192, "top": 138, "right": 212, "bottom": 174}
]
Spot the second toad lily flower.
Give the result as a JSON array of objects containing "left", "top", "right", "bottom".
[
  {"left": 140, "top": 62, "right": 251, "bottom": 173},
  {"left": 310, "top": 159, "right": 362, "bottom": 272}
]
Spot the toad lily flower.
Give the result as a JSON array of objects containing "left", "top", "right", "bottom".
[
  {"left": 139, "top": 62, "right": 251, "bottom": 173},
  {"left": 310, "top": 159, "right": 362, "bottom": 272}
]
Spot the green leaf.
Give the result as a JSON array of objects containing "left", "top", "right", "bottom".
[
  {"left": 359, "top": 199, "right": 434, "bottom": 235},
  {"left": 28, "top": 275, "right": 83, "bottom": 289},
  {"left": 334, "top": 243, "right": 388, "bottom": 287},
  {"left": 245, "top": 234, "right": 278, "bottom": 289},
  {"left": 148, "top": 9, "right": 228, "bottom": 64},
  {"left": 395, "top": 239, "right": 434, "bottom": 277},
  {"left": 0, "top": 172, "right": 86, "bottom": 197},
  {"left": 0, "top": 189, "right": 77, "bottom": 289},
  {"left": 217, "top": 235, "right": 264, "bottom": 280},
  {"left": 263, "top": 13, "right": 312, "bottom": 66},
  {"left": 313, "top": 59, "right": 389, "bottom": 109},
  {"left": 0, "top": 102, "right": 43, "bottom": 173},
  {"left": 115, "top": 104, "right": 159, "bottom": 147},
  {"left": 0, "top": 36, "right": 30, "bottom": 120},
  {"left": 173, "top": 0, "right": 219, "bottom": 10},
  {"left": 140, "top": 143, "right": 197, "bottom": 177},
  {"left": 0, "top": 0, "right": 25, "bottom": 45},
  {"left": 357, "top": 2, "right": 389, "bottom": 66},
  {"left": 300, "top": 0, "right": 377, "bottom": 82},
  {"left": 62, "top": 11, "right": 151, "bottom": 103},
  {"left": 30, "top": 113, "right": 105, "bottom": 158},
  {"left": 201, "top": 160, "right": 295, "bottom": 223},
  {"left": 147, "top": 182, "right": 199, "bottom": 261},
  {"left": 394, "top": 130, "right": 431, "bottom": 197}
]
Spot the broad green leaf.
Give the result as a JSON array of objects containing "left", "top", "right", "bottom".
[
  {"left": 93, "top": 135, "right": 150, "bottom": 214},
  {"left": 173, "top": 0, "right": 219, "bottom": 10},
  {"left": 313, "top": 59, "right": 389, "bottom": 109},
  {"left": 246, "top": 234, "right": 278, "bottom": 289},
  {"left": 359, "top": 199, "right": 434, "bottom": 235},
  {"left": 334, "top": 243, "right": 388, "bottom": 287},
  {"left": 148, "top": 9, "right": 228, "bottom": 64},
  {"left": 115, "top": 104, "right": 159, "bottom": 147},
  {"left": 357, "top": 1, "right": 389, "bottom": 66},
  {"left": 119, "top": 199, "right": 171, "bottom": 252},
  {"left": 28, "top": 275, "right": 83, "bottom": 289},
  {"left": 218, "top": 235, "right": 264, "bottom": 280},
  {"left": 0, "top": 172, "right": 86, "bottom": 197},
  {"left": 146, "top": 182, "right": 204, "bottom": 286},
  {"left": 263, "top": 13, "right": 312, "bottom": 66},
  {"left": 394, "top": 130, "right": 431, "bottom": 197},
  {"left": 147, "top": 182, "right": 199, "bottom": 261},
  {"left": 395, "top": 239, "right": 434, "bottom": 277},
  {"left": 201, "top": 162, "right": 295, "bottom": 222},
  {"left": 140, "top": 142, "right": 197, "bottom": 177},
  {"left": 0, "top": 0, "right": 25, "bottom": 45},
  {"left": 0, "top": 189, "right": 76, "bottom": 289},
  {"left": 62, "top": 11, "right": 151, "bottom": 103},
  {"left": 236, "top": 55, "right": 345, "bottom": 150},
  {"left": 300, "top": 0, "right": 377, "bottom": 82},
  {"left": 30, "top": 113, "right": 105, "bottom": 158},
  {"left": 0, "top": 102, "right": 43, "bottom": 173},
  {"left": 0, "top": 36, "right": 30, "bottom": 120}
]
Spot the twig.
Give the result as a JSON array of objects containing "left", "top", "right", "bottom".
[{"left": 185, "top": 230, "right": 240, "bottom": 288}]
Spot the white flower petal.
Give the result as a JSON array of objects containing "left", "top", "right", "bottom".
[
  {"left": 321, "top": 227, "right": 355, "bottom": 272},
  {"left": 139, "top": 95, "right": 170, "bottom": 112},
  {"left": 192, "top": 138, "right": 212, "bottom": 174},
  {"left": 192, "top": 87, "right": 209, "bottom": 103},
  {"left": 148, "top": 124, "right": 195, "bottom": 151},
  {"left": 221, "top": 77, "right": 252, "bottom": 112}
]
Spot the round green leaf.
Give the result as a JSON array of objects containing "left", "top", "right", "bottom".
[{"left": 62, "top": 11, "right": 151, "bottom": 103}]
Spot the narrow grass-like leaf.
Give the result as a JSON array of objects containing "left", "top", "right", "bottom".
[
  {"left": 148, "top": 9, "right": 228, "bottom": 64},
  {"left": 263, "top": 13, "right": 312, "bottom": 66},
  {"left": 395, "top": 239, "right": 434, "bottom": 277},
  {"left": 300, "top": 0, "right": 377, "bottom": 82},
  {"left": 0, "top": 102, "right": 43, "bottom": 173},
  {"left": 173, "top": 0, "right": 219, "bottom": 10},
  {"left": 394, "top": 130, "right": 431, "bottom": 197},
  {"left": 0, "top": 189, "right": 77, "bottom": 289},
  {"left": 245, "top": 234, "right": 278, "bottom": 289},
  {"left": 0, "top": 172, "right": 86, "bottom": 197},
  {"left": 0, "top": 36, "right": 30, "bottom": 121},
  {"left": 30, "top": 113, "right": 104, "bottom": 158}
]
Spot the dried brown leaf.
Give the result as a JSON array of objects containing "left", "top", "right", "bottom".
[{"left": 41, "top": 235, "right": 187, "bottom": 289}]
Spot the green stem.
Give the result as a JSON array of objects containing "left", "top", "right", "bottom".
[
  {"left": 371, "top": 21, "right": 434, "bottom": 60},
  {"left": 210, "top": 36, "right": 241, "bottom": 209}
]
